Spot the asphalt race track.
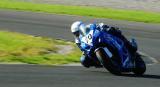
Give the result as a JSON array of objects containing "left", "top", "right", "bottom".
[{"left": 0, "top": 10, "right": 160, "bottom": 87}]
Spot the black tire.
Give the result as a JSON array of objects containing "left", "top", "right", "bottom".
[
  {"left": 133, "top": 53, "right": 146, "bottom": 75},
  {"left": 95, "top": 48, "right": 121, "bottom": 75}
]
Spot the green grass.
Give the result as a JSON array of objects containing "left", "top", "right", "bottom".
[
  {"left": 0, "top": 30, "right": 81, "bottom": 65},
  {"left": 0, "top": 0, "right": 160, "bottom": 23}
]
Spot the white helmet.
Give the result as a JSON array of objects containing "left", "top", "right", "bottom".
[{"left": 71, "top": 21, "right": 83, "bottom": 33}]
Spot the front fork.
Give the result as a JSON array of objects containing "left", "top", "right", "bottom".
[{"left": 95, "top": 47, "right": 113, "bottom": 65}]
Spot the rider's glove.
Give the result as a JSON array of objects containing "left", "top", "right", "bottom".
[{"left": 98, "top": 23, "right": 110, "bottom": 31}]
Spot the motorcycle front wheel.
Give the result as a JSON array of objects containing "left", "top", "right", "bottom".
[
  {"left": 133, "top": 53, "right": 146, "bottom": 75},
  {"left": 95, "top": 47, "right": 121, "bottom": 75}
]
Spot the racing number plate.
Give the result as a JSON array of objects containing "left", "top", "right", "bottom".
[{"left": 85, "top": 30, "right": 93, "bottom": 46}]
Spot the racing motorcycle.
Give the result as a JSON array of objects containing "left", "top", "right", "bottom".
[{"left": 80, "top": 27, "right": 146, "bottom": 75}]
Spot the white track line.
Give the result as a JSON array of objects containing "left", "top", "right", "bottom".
[{"left": 138, "top": 51, "right": 158, "bottom": 65}]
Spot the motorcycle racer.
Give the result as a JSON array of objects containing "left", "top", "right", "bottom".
[{"left": 71, "top": 21, "right": 137, "bottom": 68}]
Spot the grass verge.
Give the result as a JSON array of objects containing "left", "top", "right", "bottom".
[
  {"left": 0, "top": 30, "right": 81, "bottom": 65},
  {"left": 0, "top": 0, "right": 160, "bottom": 23}
]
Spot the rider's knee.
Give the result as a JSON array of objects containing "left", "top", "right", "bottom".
[{"left": 80, "top": 55, "right": 90, "bottom": 68}]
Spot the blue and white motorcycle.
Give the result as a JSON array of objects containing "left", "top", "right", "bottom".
[{"left": 80, "top": 27, "right": 146, "bottom": 75}]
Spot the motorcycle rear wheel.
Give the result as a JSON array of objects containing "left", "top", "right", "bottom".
[{"left": 133, "top": 53, "right": 146, "bottom": 76}]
